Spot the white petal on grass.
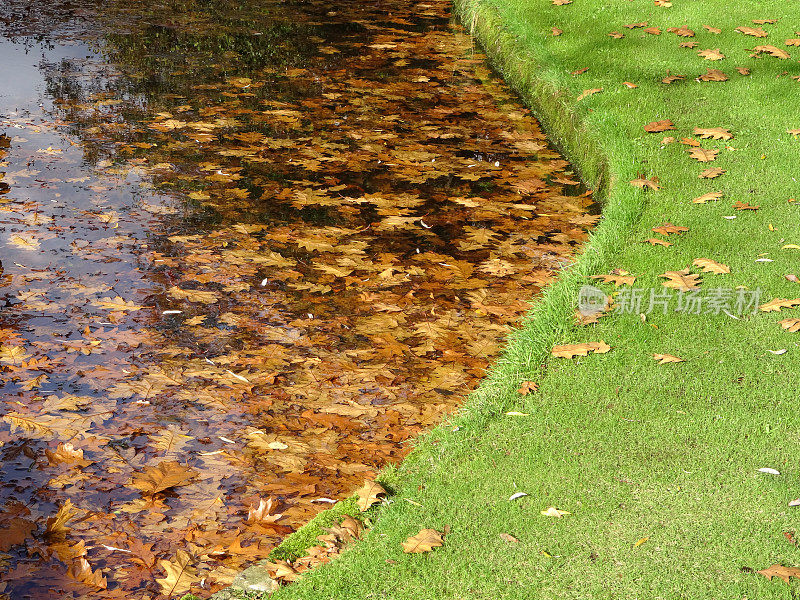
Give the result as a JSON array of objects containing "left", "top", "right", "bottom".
[
  {"left": 509, "top": 492, "right": 529, "bottom": 501},
  {"left": 768, "top": 349, "right": 787, "bottom": 355},
  {"left": 755, "top": 258, "right": 774, "bottom": 262},
  {"left": 506, "top": 411, "right": 530, "bottom": 416},
  {"left": 758, "top": 467, "right": 781, "bottom": 475},
  {"left": 789, "top": 498, "right": 800, "bottom": 507}
]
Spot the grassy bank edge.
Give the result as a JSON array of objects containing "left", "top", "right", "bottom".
[{"left": 212, "top": 0, "right": 646, "bottom": 594}]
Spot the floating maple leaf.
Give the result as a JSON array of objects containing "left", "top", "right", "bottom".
[
  {"left": 46, "top": 499, "right": 77, "bottom": 542},
  {"left": 401, "top": 528, "right": 444, "bottom": 553},
  {"left": 246, "top": 497, "right": 283, "bottom": 524},
  {"left": 92, "top": 296, "right": 144, "bottom": 311},
  {"left": 156, "top": 550, "right": 198, "bottom": 596},
  {"left": 130, "top": 461, "right": 198, "bottom": 495},
  {"left": 660, "top": 269, "right": 701, "bottom": 291},
  {"left": 692, "top": 258, "right": 730, "bottom": 274},
  {"left": 551, "top": 341, "right": 611, "bottom": 358},
  {"left": 68, "top": 557, "right": 107, "bottom": 590},
  {"left": 354, "top": 480, "right": 388, "bottom": 511}
]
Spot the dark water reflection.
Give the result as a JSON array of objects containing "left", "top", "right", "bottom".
[{"left": 0, "top": 0, "right": 596, "bottom": 597}]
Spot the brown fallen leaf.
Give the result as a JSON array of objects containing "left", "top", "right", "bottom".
[
  {"left": 131, "top": 461, "right": 198, "bottom": 495},
  {"left": 644, "top": 119, "right": 675, "bottom": 133},
  {"left": 644, "top": 27, "right": 661, "bottom": 35},
  {"left": 652, "top": 223, "right": 689, "bottom": 235},
  {"left": 779, "top": 318, "right": 800, "bottom": 332},
  {"left": 703, "top": 25, "right": 722, "bottom": 34},
  {"left": 688, "top": 147, "right": 719, "bottom": 162},
  {"left": 552, "top": 0, "right": 572, "bottom": 5},
  {"left": 753, "top": 45, "right": 790, "bottom": 59},
  {"left": 660, "top": 269, "right": 701, "bottom": 291},
  {"left": 571, "top": 67, "right": 589, "bottom": 76},
  {"left": 667, "top": 26, "right": 694, "bottom": 37},
  {"left": 590, "top": 271, "right": 636, "bottom": 286},
  {"left": 699, "top": 167, "right": 725, "bottom": 178},
  {"left": 622, "top": 81, "right": 638, "bottom": 88},
  {"left": 517, "top": 381, "right": 539, "bottom": 395},
  {"left": 67, "top": 557, "right": 107, "bottom": 590},
  {"left": 0, "top": 518, "right": 36, "bottom": 551},
  {"left": 246, "top": 497, "right": 283, "bottom": 524},
  {"left": 786, "top": 39, "right": 800, "bottom": 46},
  {"left": 697, "top": 48, "right": 725, "bottom": 60},
  {"left": 736, "top": 26, "right": 768, "bottom": 38},
  {"left": 788, "top": 129, "right": 800, "bottom": 137},
  {"left": 753, "top": 19, "right": 777, "bottom": 25},
  {"left": 757, "top": 564, "right": 800, "bottom": 583},
  {"left": 785, "top": 274, "right": 799, "bottom": 282},
  {"left": 45, "top": 500, "right": 77, "bottom": 542},
  {"left": 401, "top": 528, "right": 444, "bottom": 553},
  {"left": 608, "top": 31, "right": 625, "bottom": 39},
  {"left": 577, "top": 88, "right": 603, "bottom": 101},
  {"left": 697, "top": 68, "right": 728, "bottom": 82},
  {"left": 630, "top": 176, "right": 660, "bottom": 190},
  {"left": 653, "top": 354, "right": 684, "bottom": 364},
  {"left": 355, "top": 480, "right": 388, "bottom": 511},
  {"left": 693, "top": 191, "right": 723, "bottom": 204},
  {"left": 692, "top": 258, "right": 730, "bottom": 274},
  {"left": 156, "top": 550, "right": 198, "bottom": 596},
  {"left": 625, "top": 22, "right": 648, "bottom": 29},
  {"left": 693, "top": 127, "right": 733, "bottom": 140},
  {"left": 662, "top": 74, "right": 685, "bottom": 84},
  {"left": 499, "top": 533, "right": 519, "bottom": 543},
  {"left": 733, "top": 201, "right": 759, "bottom": 210},
  {"left": 737, "top": 67, "right": 751, "bottom": 75},
  {"left": 679, "top": 41, "right": 698, "bottom": 48},
  {"left": 759, "top": 298, "right": 800, "bottom": 312},
  {"left": 643, "top": 238, "right": 673, "bottom": 246},
  {"left": 680, "top": 136, "right": 701, "bottom": 146},
  {"left": 551, "top": 341, "right": 611, "bottom": 358},
  {"left": 784, "top": 531, "right": 798, "bottom": 545},
  {"left": 552, "top": 27, "right": 563, "bottom": 36}
]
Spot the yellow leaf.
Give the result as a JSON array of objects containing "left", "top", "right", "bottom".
[
  {"left": 156, "top": 550, "right": 198, "bottom": 596},
  {"left": 551, "top": 341, "right": 611, "bottom": 358},
  {"left": 653, "top": 354, "right": 684, "bottom": 364},
  {"left": 541, "top": 506, "right": 570, "bottom": 517},
  {"left": 401, "top": 528, "right": 444, "bottom": 553},
  {"left": 131, "top": 461, "right": 198, "bottom": 494},
  {"left": 692, "top": 258, "right": 730, "bottom": 274},
  {"left": 355, "top": 480, "right": 388, "bottom": 512},
  {"left": 634, "top": 536, "right": 650, "bottom": 547}
]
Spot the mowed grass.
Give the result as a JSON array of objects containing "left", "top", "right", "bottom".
[{"left": 265, "top": 1, "right": 800, "bottom": 598}]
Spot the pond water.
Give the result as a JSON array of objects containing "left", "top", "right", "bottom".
[{"left": 0, "top": 0, "right": 596, "bottom": 597}]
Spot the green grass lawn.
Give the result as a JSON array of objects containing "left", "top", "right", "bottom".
[{"left": 248, "top": 1, "right": 800, "bottom": 598}]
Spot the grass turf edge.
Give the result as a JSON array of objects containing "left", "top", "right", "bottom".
[{"left": 209, "top": 0, "right": 653, "bottom": 596}]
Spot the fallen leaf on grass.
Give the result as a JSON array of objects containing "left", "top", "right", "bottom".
[
  {"left": 667, "top": 26, "right": 694, "bottom": 37},
  {"left": 785, "top": 274, "right": 800, "bottom": 282},
  {"left": 753, "top": 45, "right": 790, "bottom": 59},
  {"left": 644, "top": 120, "right": 675, "bottom": 132},
  {"left": 779, "top": 318, "right": 800, "bottom": 332},
  {"left": 156, "top": 550, "right": 198, "bottom": 596},
  {"left": 733, "top": 201, "right": 759, "bottom": 210},
  {"left": 643, "top": 238, "right": 673, "bottom": 246},
  {"left": 652, "top": 223, "right": 688, "bottom": 235},
  {"left": 697, "top": 68, "right": 728, "bottom": 82},
  {"left": 517, "top": 381, "right": 539, "bottom": 395},
  {"left": 355, "top": 480, "right": 388, "bottom": 511},
  {"left": 577, "top": 88, "right": 603, "bottom": 101},
  {"left": 736, "top": 26, "right": 768, "bottom": 38},
  {"left": 757, "top": 564, "right": 800, "bottom": 583},
  {"left": 693, "top": 191, "right": 723, "bottom": 203},
  {"left": 499, "top": 533, "right": 519, "bottom": 543},
  {"left": 660, "top": 269, "right": 701, "bottom": 291},
  {"left": 541, "top": 507, "right": 570, "bottom": 517},
  {"left": 692, "top": 258, "right": 730, "bottom": 274},
  {"left": 737, "top": 67, "right": 751, "bottom": 75},
  {"left": 552, "top": 27, "right": 563, "bottom": 36},
  {"left": 509, "top": 492, "right": 529, "bottom": 501},
  {"left": 551, "top": 341, "right": 611, "bottom": 358},
  {"left": 688, "top": 147, "right": 719, "bottom": 162},
  {"left": 401, "top": 528, "right": 444, "bottom": 553},
  {"left": 697, "top": 48, "right": 725, "bottom": 60},
  {"left": 699, "top": 167, "right": 725, "bottom": 178},
  {"left": 662, "top": 73, "right": 685, "bottom": 84},
  {"left": 634, "top": 537, "right": 649, "bottom": 547},
  {"left": 653, "top": 354, "right": 684, "bottom": 364},
  {"left": 644, "top": 27, "right": 661, "bottom": 35},
  {"left": 590, "top": 271, "right": 636, "bottom": 286},
  {"left": 789, "top": 498, "right": 800, "bottom": 507},
  {"left": 630, "top": 175, "right": 660, "bottom": 190},
  {"left": 693, "top": 127, "right": 733, "bottom": 140},
  {"left": 759, "top": 298, "right": 800, "bottom": 312},
  {"left": 786, "top": 39, "right": 800, "bottom": 46},
  {"left": 703, "top": 25, "right": 722, "bottom": 34}
]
